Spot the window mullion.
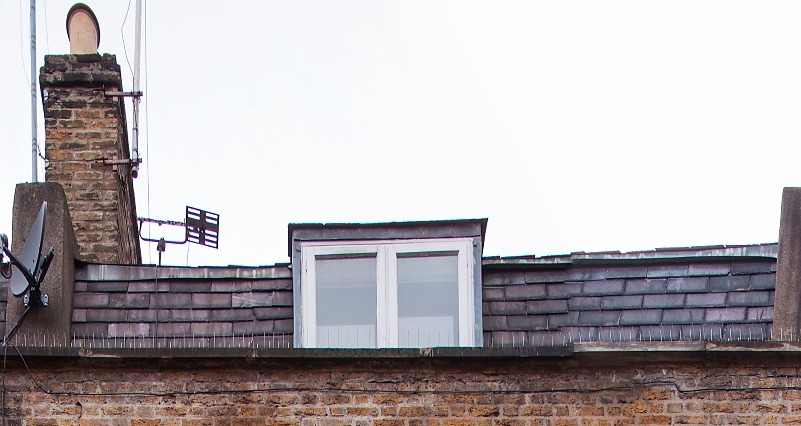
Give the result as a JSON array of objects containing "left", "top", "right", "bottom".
[
  {"left": 301, "top": 248, "right": 317, "bottom": 348},
  {"left": 375, "top": 247, "right": 390, "bottom": 348},
  {"left": 386, "top": 246, "right": 399, "bottom": 348}
]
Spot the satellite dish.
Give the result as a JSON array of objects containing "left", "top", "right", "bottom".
[{"left": 0, "top": 202, "right": 53, "bottom": 302}]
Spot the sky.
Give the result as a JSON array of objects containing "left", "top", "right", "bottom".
[{"left": 1, "top": 1, "right": 800, "bottom": 267}]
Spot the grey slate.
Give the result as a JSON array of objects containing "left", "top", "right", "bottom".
[
  {"left": 71, "top": 322, "right": 108, "bottom": 336},
  {"left": 169, "top": 281, "right": 213, "bottom": 292},
  {"left": 253, "top": 307, "right": 293, "bottom": 320},
  {"left": 524, "top": 270, "right": 567, "bottom": 284},
  {"left": 274, "top": 319, "right": 294, "bottom": 334},
  {"left": 128, "top": 309, "right": 158, "bottom": 322},
  {"left": 85, "top": 309, "right": 128, "bottom": 322},
  {"left": 597, "top": 326, "right": 640, "bottom": 342},
  {"left": 156, "top": 322, "right": 191, "bottom": 336},
  {"left": 167, "top": 309, "right": 211, "bottom": 322},
  {"left": 251, "top": 279, "right": 293, "bottom": 291},
  {"left": 484, "top": 272, "right": 525, "bottom": 285},
  {"left": 506, "top": 315, "right": 548, "bottom": 331},
  {"left": 107, "top": 322, "right": 151, "bottom": 338},
  {"left": 643, "top": 294, "right": 686, "bottom": 309},
  {"left": 547, "top": 312, "right": 580, "bottom": 329},
  {"left": 601, "top": 295, "right": 643, "bottom": 310},
  {"left": 726, "top": 291, "right": 771, "bottom": 307},
  {"left": 705, "top": 307, "right": 747, "bottom": 323},
  {"left": 505, "top": 284, "right": 547, "bottom": 301},
  {"left": 647, "top": 265, "right": 688, "bottom": 278},
  {"left": 685, "top": 293, "right": 727, "bottom": 308},
  {"left": 73, "top": 293, "right": 109, "bottom": 308},
  {"left": 620, "top": 309, "right": 662, "bottom": 325},
  {"left": 568, "top": 297, "right": 602, "bottom": 311},
  {"left": 582, "top": 279, "right": 625, "bottom": 296},
  {"left": 605, "top": 267, "right": 648, "bottom": 279},
  {"left": 747, "top": 306, "right": 773, "bottom": 322},
  {"left": 731, "top": 261, "right": 773, "bottom": 276},
  {"left": 482, "top": 315, "right": 507, "bottom": 331},
  {"left": 151, "top": 293, "right": 191, "bottom": 309},
  {"left": 750, "top": 274, "right": 776, "bottom": 290},
  {"left": 127, "top": 281, "right": 168, "bottom": 292},
  {"left": 708, "top": 275, "right": 750, "bottom": 292},
  {"left": 86, "top": 281, "right": 128, "bottom": 292},
  {"left": 192, "top": 293, "right": 233, "bottom": 308},
  {"left": 688, "top": 263, "right": 730, "bottom": 277},
  {"left": 108, "top": 293, "right": 150, "bottom": 309},
  {"left": 625, "top": 279, "right": 667, "bottom": 295},
  {"left": 566, "top": 268, "right": 606, "bottom": 281},
  {"left": 489, "top": 301, "right": 526, "bottom": 315},
  {"left": 272, "top": 291, "right": 294, "bottom": 306},
  {"left": 666, "top": 277, "right": 708, "bottom": 293},
  {"left": 488, "top": 331, "right": 528, "bottom": 347},
  {"left": 662, "top": 308, "right": 705, "bottom": 324},
  {"left": 527, "top": 299, "right": 568, "bottom": 314},
  {"left": 232, "top": 320, "right": 275, "bottom": 334},
  {"left": 722, "top": 323, "right": 768, "bottom": 340},
  {"left": 546, "top": 282, "right": 582, "bottom": 299},
  {"left": 190, "top": 322, "right": 233, "bottom": 336},
  {"left": 210, "top": 309, "right": 256, "bottom": 322},
  {"left": 482, "top": 287, "right": 505, "bottom": 301},
  {"left": 231, "top": 292, "right": 271, "bottom": 308},
  {"left": 210, "top": 280, "right": 252, "bottom": 292},
  {"left": 579, "top": 311, "right": 620, "bottom": 326}
]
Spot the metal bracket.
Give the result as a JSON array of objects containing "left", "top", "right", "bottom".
[{"left": 102, "top": 155, "right": 143, "bottom": 173}]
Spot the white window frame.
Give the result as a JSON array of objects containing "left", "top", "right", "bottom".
[{"left": 300, "top": 238, "right": 476, "bottom": 348}]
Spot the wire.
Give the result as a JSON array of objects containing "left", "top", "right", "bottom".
[
  {"left": 121, "top": 0, "right": 135, "bottom": 80},
  {"left": 1, "top": 343, "right": 7, "bottom": 426},
  {"left": 42, "top": 0, "right": 50, "bottom": 54},
  {"left": 144, "top": 0, "right": 152, "bottom": 265}
]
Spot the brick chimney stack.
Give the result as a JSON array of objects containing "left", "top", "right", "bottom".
[{"left": 39, "top": 54, "right": 141, "bottom": 264}]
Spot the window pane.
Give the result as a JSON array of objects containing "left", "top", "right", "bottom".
[
  {"left": 397, "top": 255, "right": 458, "bottom": 347},
  {"left": 315, "top": 257, "right": 377, "bottom": 348}
]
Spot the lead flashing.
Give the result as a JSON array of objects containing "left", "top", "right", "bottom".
[{"left": 75, "top": 263, "right": 291, "bottom": 282}]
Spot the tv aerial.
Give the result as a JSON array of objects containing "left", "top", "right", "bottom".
[
  {"left": 138, "top": 206, "right": 219, "bottom": 265},
  {"left": 0, "top": 202, "right": 54, "bottom": 345}
]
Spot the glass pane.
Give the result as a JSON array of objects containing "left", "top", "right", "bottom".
[
  {"left": 397, "top": 255, "right": 458, "bottom": 347},
  {"left": 315, "top": 256, "right": 377, "bottom": 348}
]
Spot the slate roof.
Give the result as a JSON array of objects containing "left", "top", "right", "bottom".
[{"left": 63, "top": 244, "right": 777, "bottom": 348}]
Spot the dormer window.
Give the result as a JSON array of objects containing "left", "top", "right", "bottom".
[{"left": 289, "top": 220, "right": 485, "bottom": 349}]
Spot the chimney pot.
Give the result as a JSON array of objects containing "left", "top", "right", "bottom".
[{"left": 66, "top": 3, "right": 100, "bottom": 55}]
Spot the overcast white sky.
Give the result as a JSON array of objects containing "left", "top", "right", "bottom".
[{"left": 1, "top": 1, "right": 800, "bottom": 267}]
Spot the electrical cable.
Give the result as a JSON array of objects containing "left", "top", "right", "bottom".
[
  {"left": 121, "top": 0, "right": 135, "bottom": 81},
  {"left": 143, "top": 0, "right": 152, "bottom": 265},
  {"left": 42, "top": 0, "right": 50, "bottom": 54}
]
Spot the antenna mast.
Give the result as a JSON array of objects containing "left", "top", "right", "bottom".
[
  {"left": 131, "top": 0, "right": 142, "bottom": 178},
  {"left": 30, "top": 0, "right": 37, "bottom": 183}
]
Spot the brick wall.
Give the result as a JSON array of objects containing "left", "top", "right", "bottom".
[
  {"left": 39, "top": 54, "right": 141, "bottom": 264},
  {"left": 3, "top": 351, "right": 801, "bottom": 426}
]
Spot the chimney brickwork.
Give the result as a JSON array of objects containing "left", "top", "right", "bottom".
[{"left": 39, "top": 54, "right": 141, "bottom": 264}]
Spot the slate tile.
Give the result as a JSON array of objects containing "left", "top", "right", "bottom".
[
  {"left": 749, "top": 274, "right": 776, "bottom": 290},
  {"left": 86, "top": 309, "right": 128, "bottom": 322},
  {"left": 685, "top": 293, "right": 726, "bottom": 308},
  {"left": 722, "top": 323, "right": 768, "bottom": 341},
  {"left": 192, "top": 293, "right": 233, "bottom": 309},
  {"left": 505, "top": 284, "right": 547, "bottom": 301},
  {"left": 482, "top": 287, "right": 505, "bottom": 301},
  {"left": 731, "top": 261, "right": 773, "bottom": 276},
  {"left": 662, "top": 308, "right": 705, "bottom": 324},
  {"left": 639, "top": 325, "right": 683, "bottom": 341},
  {"left": 597, "top": 326, "right": 640, "bottom": 342},
  {"left": 151, "top": 293, "right": 191, "bottom": 309},
  {"left": 527, "top": 331, "right": 570, "bottom": 346},
  {"left": 561, "top": 327, "right": 598, "bottom": 342},
  {"left": 726, "top": 291, "right": 771, "bottom": 307},
  {"left": 482, "top": 315, "right": 507, "bottom": 331},
  {"left": 647, "top": 265, "right": 688, "bottom": 278},
  {"left": 233, "top": 320, "right": 275, "bottom": 335},
  {"left": 583, "top": 279, "right": 625, "bottom": 296},
  {"left": 210, "top": 309, "right": 256, "bottom": 322},
  {"left": 643, "top": 294, "right": 685, "bottom": 309},
  {"left": 489, "top": 302, "right": 526, "bottom": 315},
  {"left": 601, "top": 295, "right": 643, "bottom": 310},
  {"left": 190, "top": 322, "right": 233, "bottom": 336},
  {"left": 579, "top": 311, "right": 620, "bottom": 327},
  {"left": 157, "top": 322, "right": 191, "bottom": 336},
  {"left": 620, "top": 309, "right": 662, "bottom": 325},
  {"left": 272, "top": 291, "right": 293, "bottom": 307},
  {"left": 566, "top": 268, "right": 606, "bottom": 281},
  {"left": 74, "top": 281, "right": 87, "bottom": 292},
  {"left": 527, "top": 299, "right": 569, "bottom": 314},
  {"left": 605, "top": 267, "right": 648, "bottom": 279},
  {"left": 771, "top": 262, "right": 777, "bottom": 272},
  {"left": 170, "top": 281, "right": 212, "bottom": 292},
  {"left": 705, "top": 307, "right": 747, "bottom": 323},
  {"left": 548, "top": 312, "right": 580, "bottom": 329},
  {"left": 86, "top": 281, "right": 128, "bottom": 292},
  {"left": 251, "top": 279, "right": 292, "bottom": 291},
  {"left": 211, "top": 280, "right": 252, "bottom": 292},
  {"left": 666, "top": 277, "right": 708, "bottom": 293},
  {"left": 168, "top": 309, "right": 210, "bottom": 322},
  {"left": 625, "top": 279, "right": 667, "bottom": 295},
  {"left": 747, "top": 306, "right": 773, "bottom": 322},
  {"left": 484, "top": 272, "right": 525, "bottom": 286},
  {"left": 274, "top": 319, "right": 294, "bottom": 334},
  {"left": 253, "top": 307, "right": 293, "bottom": 320},
  {"left": 708, "top": 275, "right": 750, "bottom": 292},
  {"left": 507, "top": 315, "right": 549, "bottom": 331},
  {"left": 72, "top": 309, "right": 87, "bottom": 322},
  {"left": 128, "top": 281, "right": 168, "bottom": 292},
  {"left": 524, "top": 270, "right": 567, "bottom": 284},
  {"left": 688, "top": 263, "right": 730, "bottom": 277},
  {"left": 568, "top": 297, "right": 601, "bottom": 311},
  {"left": 546, "top": 282, "right": 582, "bottom": 299},
  {"left": 488, "top": 331, "right": 527, "bottom": 347},
  {"left": 128, "top": 309, "right": 158, "bottom": 322},
  {"left": 109, "top": 293, "right": 150, "bottom": 309},
  {"left": 108, "top": 322, "right": 151, "bottom": 338},
  {"left": 73, "top": 293, "right": 109, "bottom": 308}
]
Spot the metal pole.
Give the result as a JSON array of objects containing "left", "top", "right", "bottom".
[
  {"left": 131, "top": 0, "right": 142, "bottom": 178},
  {"left": 30, "top": 0, "right": 37, "bottom": 183}
]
